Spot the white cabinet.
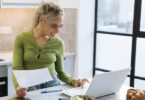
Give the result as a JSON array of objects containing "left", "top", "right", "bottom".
[
  {"left": 1, "top": 0, "right": 51, "bottom": 8},
  {"left": 2, "top": 0, "right": 41, "bottom": 4},
  {"left": 0, "top": 64, "right": 15, "bottom": 96},
  {"left": 1, "top": 0, "right": 78, "bottom": 8},
  {"left": 7, "top": 65, "right": 15, "bottom": 95},
  {"left": 0, "top": 0, "right": 2, "bottom": 8},
  {"left": 63, "top": 53, "right": 75, "bottom": 77},
  {"left": 59, "top": 0, "right": 79, "bottom": 8}
]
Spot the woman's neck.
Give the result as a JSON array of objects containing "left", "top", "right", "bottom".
[
  {"left": 32, "top": 27, "right": 50, "bottom": 47},
  {"left": 33, "top": 24, "right": 50, "bottom": 41},
  {"left": 33, "top": 25, "right": 45, "bottom": 38}
]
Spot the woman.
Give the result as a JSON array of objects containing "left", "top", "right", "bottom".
[{"left": 12, "top": 2, "right": 89, "bottom": 97}]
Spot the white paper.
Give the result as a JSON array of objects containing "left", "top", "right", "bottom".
[
  {"left": 13, "top": 67, "right": 53, "bottom": 88},
  {"left": 62, "top": 87, "right": 87, "bottom": 97},
  {"left": 61, "top": 83, "right": 90, "bottom": 97}
]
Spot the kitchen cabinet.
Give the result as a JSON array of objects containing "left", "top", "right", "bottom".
[
  {"left": 1, "top": 0, "right": 51, "bottom": 8},
  {"left": 63, "top": 53, "right": 75, "bottom": 76},
  {"left": 59, "top": 0, "right": 79, "bottom": 8},
  {"left": 0, "top": 62, "right": 14, "bottom": 97},
  {"left": 7, "top": 64, "right": 15, "bottom": 95},
  {"left": 0, "top": 0, "right": 2, "bottom": 8},
  {"left": 0, "top": 0, "right": 78, "bottom": 8},
  {"left": 2, "top": 0, "right": 41, "bottom": 4},
  {"left": 0, "top": 66, "right": 8, "bottom": 96}
]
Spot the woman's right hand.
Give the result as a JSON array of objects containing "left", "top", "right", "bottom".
[{"left": 16, "top": 87, "right": 27, "bottom": 97}]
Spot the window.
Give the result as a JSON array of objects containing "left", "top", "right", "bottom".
[
  {"left": 140, "top": 0, "right": 145, "bottom": 31},
  {"left": 96, "top": 34, "right": 132, "bottom": 70},
  {"left": 97, "top": 0, "right": 134, "bottom": 34},
  {"left": 93, "top": 0, "right": 145, "bottom": 88}
]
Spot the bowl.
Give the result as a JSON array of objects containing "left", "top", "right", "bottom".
[{"left": 70, "top": 95, "right": 96, "bottom": 100}]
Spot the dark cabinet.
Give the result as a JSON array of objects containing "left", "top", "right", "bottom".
[
  {"left": 0, "top": 65, "right": 7, "bottom": 97},
  {"left": 0, "top": 77, "right": 7, "bottom": 97}
]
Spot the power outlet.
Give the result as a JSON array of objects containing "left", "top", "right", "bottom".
[{"left": 0, "top": 26, "right": 12, "bottom": 34}]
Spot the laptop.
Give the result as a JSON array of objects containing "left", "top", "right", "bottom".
[{"left": 62, "top": 68, "right": 130, "bottom": 98}]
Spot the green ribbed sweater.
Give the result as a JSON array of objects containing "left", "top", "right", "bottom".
[{"left": 12, "top": 30, "right": 75, "bottom": 89}]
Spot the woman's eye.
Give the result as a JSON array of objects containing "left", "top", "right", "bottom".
[
  {"left": 51, "top": 26, "right": 56, "bottom": 29},
  {"left": 51, "top": 25, "right": 63, "bottom": 29},
  {"left": 59, "top": 25, "right": 63, "bottom": 28}
]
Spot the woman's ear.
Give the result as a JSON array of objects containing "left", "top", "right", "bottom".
[{"left": 39, "top": 16, "right": 43, "bottom": 23}]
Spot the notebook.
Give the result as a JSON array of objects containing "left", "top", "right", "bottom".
[{"left": 62, "top": 68, "right": 130, "bottom": 98}]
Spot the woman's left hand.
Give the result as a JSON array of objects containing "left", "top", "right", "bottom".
[{"left": 74, "top": 78, "right": 89, "bottom": 88}]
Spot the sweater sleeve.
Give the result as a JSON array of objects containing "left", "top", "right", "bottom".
[
  {"left": 12, "top": 34, "right": 24, "bottom": 89},
  {"left": 55, "top": 40, "right": 76, "bottom": 86}
]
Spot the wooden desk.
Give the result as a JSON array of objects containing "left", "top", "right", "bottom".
[{"left": 0, "top": 85, "right": 130, "bottom": 100}]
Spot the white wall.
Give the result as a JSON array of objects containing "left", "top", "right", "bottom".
[
  {"left": 75, "top": 0, "right": 95, "bottom": 79},
  {"left": 59, "top": 0, "right": 79, "bottom": 8}
]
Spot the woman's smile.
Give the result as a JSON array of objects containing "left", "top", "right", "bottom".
[{"left": 51, "top": 32, "right": 55, "bottom": 37}]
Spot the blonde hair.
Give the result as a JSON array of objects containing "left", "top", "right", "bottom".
[{"left": 32, "top": 2, "right": 64, "bottom": 29}]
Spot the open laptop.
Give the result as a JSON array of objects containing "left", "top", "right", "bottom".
[{"left": 62, "top": 68, "right": 130, "bottom": 98}]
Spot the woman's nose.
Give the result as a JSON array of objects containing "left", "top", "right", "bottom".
[{"left": 55, "top": 28, "right": 60, "bottom": 34}]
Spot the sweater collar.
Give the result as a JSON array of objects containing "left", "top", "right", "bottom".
[{"left": 24, "top": 29, "right": 58, "bottom": 48}]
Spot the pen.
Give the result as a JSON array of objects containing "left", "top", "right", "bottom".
[{"left": 41, "top": 89, "right": 62, "bottom": 93}]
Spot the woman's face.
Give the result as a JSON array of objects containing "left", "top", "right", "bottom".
[{"left": 41, "top": 16, "right": 64, "bottom": 38}]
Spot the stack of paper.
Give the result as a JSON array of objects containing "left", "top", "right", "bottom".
[
  {"left": 62, "top": 87, "right": 87, "bottom": 97},
  {"left": 61, "top": 84, "right": 89, "bottom": 97}
]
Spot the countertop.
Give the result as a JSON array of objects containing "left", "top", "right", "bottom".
[
  {"left": 0, "top": 51, "right": 13, "bottom": 66},
  {"left": 0, "top": 51, "right": 75, "bottom": 66}
]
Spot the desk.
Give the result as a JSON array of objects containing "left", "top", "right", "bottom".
[{"left": 0, "top": 85, "right": 130, "bottom": 100}]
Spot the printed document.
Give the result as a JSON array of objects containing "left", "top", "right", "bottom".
[{"left": 13, "top": 67, "right": 53, "bottom": 88}]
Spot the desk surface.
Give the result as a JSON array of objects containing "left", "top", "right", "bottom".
[{"left": 0, "top": 85, "right": 130, "bottom": 100}]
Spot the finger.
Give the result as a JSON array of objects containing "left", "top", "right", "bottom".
[
  {"left": 74, "top": 81, "right": 78, "bottom": 88},
  {"left": 16, "top": 90, "right": 23, "bottom": 95},
  {"left": 80, "top": 81, "right": 85, "bottom": 88},
  {"left": 19, "top": 90, "right": 25, "bottom": 95},
  {"left": 16, "top": 88, "right": 24, "bottom": 94},
  {"left": 78, "top": 80, "right": 83, "bottom": 88},
  {"left": 17, "top": 92, "right": 26, "bottom": 97},
  {"left": 80, "top": 79, "right": 90, "bottom": 88},
  {"left": 18, "top": 94, "right": 25, "bottom": 97},
  {"left": 17, "top": 89, "right": 27, "bottom": 95},
  {"left": 20, "top": 88, "right": 27, "bottom": 91},
  {"left": 22, "top": 90, "right": 27, "bottom": 96},
  {"left": 75, "top": 79, "right": 81, "bottom": 88},
  {"left": 77, "top": 79, "right": 81, "bottom": 87},
  {"left": 82, "top": 79, "right": 89, "bottom": 83},
  {"left": 79, "top": 80, "right": 83, "bottom": 88},
  {"left": 16, "top": 90, "right": 22, "bottom": 95},
  {"left": 16, "top": 92, "right": 23, "bottom": 97},
  {"left": 75, "top": 80, "right": 79, "bottom": 88},
  {"left": 21, "top": 90, "right": 26, "bottom": 95},
  {"left": 20, "top": 89, "right": 27, "bottom": 94},
  {"left": 23, "top": 92, "right": 27, "bottom": 96}
]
